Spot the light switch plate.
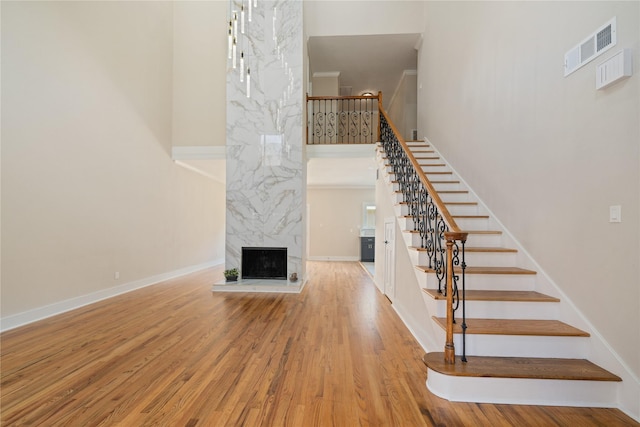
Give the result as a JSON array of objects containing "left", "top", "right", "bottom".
[{"left": 609, "top": 205, "right": 622, "bottom": 223}]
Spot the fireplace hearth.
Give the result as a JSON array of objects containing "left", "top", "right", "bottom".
[{"left": 242, "top": 247, "right": 287, "bottom": 280}]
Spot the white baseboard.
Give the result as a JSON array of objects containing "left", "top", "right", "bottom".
[{"left": 0, "top": 259, "right": 224, "bottom": 333}]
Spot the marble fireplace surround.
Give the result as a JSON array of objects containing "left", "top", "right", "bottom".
[{"left": 221, "top": 0, "right": 305, "bottom": 292}]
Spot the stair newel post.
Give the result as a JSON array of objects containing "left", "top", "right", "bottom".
[{"left": 444, "top": 233, "right": 456, "bottom": 364}]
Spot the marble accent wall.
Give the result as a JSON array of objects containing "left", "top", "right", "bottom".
[{"left": 226, "top": 0, "right": 305, "bottom": 280}]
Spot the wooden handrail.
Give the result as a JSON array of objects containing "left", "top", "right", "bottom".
[
  {"left": 306, "top": 94, "right": 381, "bottom": 101},
  {"left": 378, "top": 107, "right": 462, "bottom": 233}
]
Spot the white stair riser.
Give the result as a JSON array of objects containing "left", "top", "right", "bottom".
[
  {"left": 416, "top": 250, "right": 517, "bottom": 267},
  {"left": 427, "top": 371, "right": 618, "bottom": 408},
  {"left": 401, "top": 215, "right": 490, "bottom": 231},
  {"left": 464, "top": 251, "right": 518, "bottom": 267},
  {"left": 426, "top": 298, "right": 560, "bottom": 320},
  {"left": 431, "top": 182, "right": 464, "bottom": 191},
  {"left": 425, "top": 173, "right": 455, "bottom": 181},
  {"left": 406, "top": 232, "right": 502, "bottom": 248},
  {"left": 408, "top": 231, "right": 504, "bottom": 248},
  {"left": 452, "top": 217, "right": 491, "bottom": 230},
  {"left": 420, "top": 165, "right": 449, "bottom": 173},
  {"left": 438, "top": 193, "right": 473, "bottom": 203},
  {"left": 464, "top": 233, "right": 503, "bottom": 247},
  {"left": 432, "top": 328, "right": 589, "bottom": 358},
  {"left": 419, "top": 272, "right": 536, "bottom": 291},
  {"left": 445, "top": 204, "right": 479, "bottom": 216}
]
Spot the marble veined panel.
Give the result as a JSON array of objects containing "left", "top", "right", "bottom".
[{"left": 225, "top": 0, "right": 304, "bottom": 280}]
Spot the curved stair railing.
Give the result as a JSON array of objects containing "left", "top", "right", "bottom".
[{"left": 379, "top": 108, "right": 469, "bottom": 364}]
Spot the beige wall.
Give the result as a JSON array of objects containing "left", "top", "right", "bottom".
[
  {"left": 1, "top": 2, "right": 225, "bottom": 319},
  {"left": 387, "top": 71, "right": 418, "bottom": 140},
  {"left": 308, "top": 188, "right": 374, "bottom": 259},
  {"left": 311, "top": 73, "right": 340, "bottom": 96},
  {"left": 419, "top": 1, "right": 640, "bottom": 376},
  {"left": 172, "top": 1, "right": 227, "bottom": 147}
]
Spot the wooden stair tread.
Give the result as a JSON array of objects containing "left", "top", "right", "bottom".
[
  {"left": 420, "top": 163, "right": 447, "bottom": 167},
  {"left": 423, "top": 353, "right": 621, "bottom": 381},
  {"left": 463, "top": 230, "right": 501, "bottom": 234},
  {"left": 402, "top": 214, "right": 489, "bottom": 220},
  {"left": 423, "top": 171, "right": 453, "bottom": 174},
  {"left": 423, "top": 289, "right": 559, "bottom": 302},
  {"left": 432, "top": 317, "right": 590, "bottom": 337},
  {"left": 412, "top": 155, "right": 440, "bottom": 160},
  {"left": 444, "top": 201, "right": 477, "bottom": 205},
  {"left": 430, "top": 180, "right": 460, "bottom": 184},
  {"left": 398, "top": 229, "right": 502, "bottom": 234},
  {"left": 410, "top": 246, "right": 517, "bottom": 253},
  {"left": 438, "top": 190, "right": 469, "bottom": 194},
  {"left": 417, "top": 266, "right": 535, "bottom": 274}
]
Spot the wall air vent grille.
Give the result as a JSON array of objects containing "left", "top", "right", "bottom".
[
  {"left": 597, "top": 25, "right": 612, "bottom": 52},
  {"left": 564, "top": 17, "right": 616, "bottom": 77}
]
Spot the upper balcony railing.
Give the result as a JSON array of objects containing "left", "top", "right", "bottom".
[{"left": 306, "top": 92, "right": 381, "bottom": 144}]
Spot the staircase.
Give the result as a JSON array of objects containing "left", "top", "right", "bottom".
[{"left": 377, "top": 139, "right": 622, "bottom": 407}]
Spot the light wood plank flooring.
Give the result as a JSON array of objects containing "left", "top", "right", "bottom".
[{"left": 1, "top": 262, "right": 636, "bottom": 426}]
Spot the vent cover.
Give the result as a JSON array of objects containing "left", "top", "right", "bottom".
[{"left": 564, "top": 17, "right": 616, "bottom": 77}]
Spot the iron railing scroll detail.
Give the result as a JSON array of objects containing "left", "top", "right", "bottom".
[
  {"left": 306, "top": 92, "right": 381, "bottom": 144},
  {"left": 379, "top": 111, "right": 468, "bottom": 364}
]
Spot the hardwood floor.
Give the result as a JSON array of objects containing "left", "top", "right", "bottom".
[{"left": 1, "top": 261, "right": 636, "bottom": 426}]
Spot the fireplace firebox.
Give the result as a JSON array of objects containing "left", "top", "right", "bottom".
[{"left": 241, "top": 247, "right": 287, "bottom": 280}]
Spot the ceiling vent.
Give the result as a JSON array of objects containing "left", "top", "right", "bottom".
[{"left": 564, "top": 17, "right": 616, "bottom": 77}]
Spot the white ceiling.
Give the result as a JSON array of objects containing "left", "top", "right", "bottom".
[{"left": 308, "top": 33, "right": 420, "bottom": 103}]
